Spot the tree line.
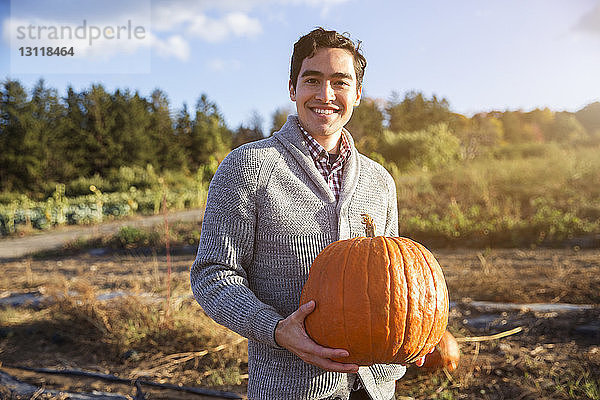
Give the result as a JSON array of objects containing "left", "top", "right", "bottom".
[
  {"left": 1, "top": 79, "right": 599, "bottom": 196},
  {"left": 347, "top": 91, "right": 600, "bottom": 171}
]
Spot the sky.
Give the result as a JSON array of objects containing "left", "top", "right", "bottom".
[{"left": 1, "top": 0, "right": 599, "bottom": 131}]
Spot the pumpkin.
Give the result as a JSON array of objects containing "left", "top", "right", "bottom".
[
  {"left": 300, "top": 214, "right": 449, "bottom": 366},
  {"left": 422, "top": 330, "right": 460, "bottom": 371}
]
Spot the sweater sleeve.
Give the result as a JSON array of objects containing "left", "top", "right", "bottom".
[
  {"left": 190, "top": 147, "right": 284, "bottom": 348},
  {"left": 382, "top": 169, "right": 399, "bottom": 237}
]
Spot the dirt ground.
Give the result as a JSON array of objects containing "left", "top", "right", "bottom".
[{"left": 1, "top": 247, "right": 599, "bottom": 399}]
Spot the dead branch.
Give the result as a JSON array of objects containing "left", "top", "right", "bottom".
[
  {"left": 133, "top": 337, "right": 246, "bottom": 376},
  {"left": 1, "top": 366, "right": 243, "bottom": 399},
  {"left": 456, "top": 326, "right": 523, "bottom": 343}
]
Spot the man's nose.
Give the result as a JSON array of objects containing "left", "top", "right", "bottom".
[{"left": 316, "top": 81, "right": 335, "bottom": 102}]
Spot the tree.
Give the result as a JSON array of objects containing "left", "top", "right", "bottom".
[
  {"left": 109, "top": 89, "right": 153, "bottom": 168},
  {"left": 345, "top": 96, "right": 384, "bottom": 154},
  {"left": 500, "top": 111, "right": 541, "bottom": 143},
  {"left": 147, "top": 89, "right": 184, "bottom": 171},
  {"left": 270, "top": 106, "right": 293, "bottom": 136},
  {"left": 386, "top": 91, "right": 455, "bottom": 133},
  {"left": 0, "top": 79, "right": 31, "bottom": 191},
  {"left": 456, "top": 113, "right": 504, "bottom": 159},
  {"left": 524, "top": 108, "right": 554, "bottom": 142},
  {"left": 80, "top": 84, "right": 118, "bottom": 175},
  {"left": 233, "top": 110, "right": 264, "bottom": 148},
  {"left": 377, "top": 124, "right": 461, "bottom": 172},
  {"left": 59, "top": 86, "right": 90, "bottom": 179},
  {"left": 546, "top": 112, "right": 587, "bottom": 143},
  {"left": 29, "top": 79, "right": 67, "bottom": 190},
  {"left": 186, "top": 94, "right": 232, "bottom": 169},
  {"left": 575, "top": 102, "right": 600, "bottom": 138}
]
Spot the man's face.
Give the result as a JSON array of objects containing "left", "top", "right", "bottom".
[{"left": 289, "top": 47, "right": 362, "bottom": 139}]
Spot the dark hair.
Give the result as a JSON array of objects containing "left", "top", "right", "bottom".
[{"left": 290, "top": 27, "right": 367, "bottom": 92}]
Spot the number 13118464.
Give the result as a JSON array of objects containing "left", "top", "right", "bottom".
[{"left": 19, "top": 47, "right": 74, "bottom": 56}]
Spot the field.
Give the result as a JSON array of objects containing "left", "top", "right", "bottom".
[
  {"left": 1, "top": 233, "right": 598, "bottom": 399},
  {"left": 3, "top": 65, "right": 600, "bottom": 400}
]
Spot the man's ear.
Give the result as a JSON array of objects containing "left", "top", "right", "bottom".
[
  {"left": 289, "top": 80, "right": 296, "bottom": 102},
  {"left": 354, "top": 85, "right": 362, "bottom": 107}
]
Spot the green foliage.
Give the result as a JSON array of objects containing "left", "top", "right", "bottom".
[
  {"left": 575, "top": 101, "right": 600, "bottom": 138},
  {"left": 386, "top": 90, "right": 456, "bottom": 132},
  {"left": 346, "top": 97, "right": 384, "bottom": 153},
  {"left": 546, "top": 111, "right": 587, "bottom": 143},
  {"left": 0, "top": 81, "right": 233, "bottom": 194},
  {"left": 453, "top": 113, "right": 503, "bottom": 159},
  {"left": 0, "top": 181, "right": 208, "bottom": 236},
  {"left": 0, "top": 79, "right": 35, "bottom": 192},
  {"left": 3, "top": 80, "right": 600, "bottom": 247},
  {"left": 394, "top": 143, "right": 600, "bottom": 247},
  {"left": 377, "top": 124, "right": 461, "bottom": 172},
  {"left": 269, "top": 106, "right": 293, "bottom": 136},
  {"left": 233, "top": 111, "right": 264, "bottom": 148},
  {"left": 113, "top": 226, "right": 160, "bottom": 248},
  {"left": 492, "top": 142, "right": 561, "bottom": 160},
  {"left": 187, "top": 94, "right": 232, "bottom": 168}
]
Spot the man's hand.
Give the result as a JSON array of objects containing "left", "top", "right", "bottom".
[
  {"left": 275, "top": 300, "right": 359, "bottom": 373},
  {"left": 406, "top": 347, "right": 436, "bottom": 368},
  {"left": 414, "top": 355, "right": 427, "bottom": 367}
]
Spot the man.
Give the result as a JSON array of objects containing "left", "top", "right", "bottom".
[{"left": 191, "top": 27, "right": 426, "bottom": 400}]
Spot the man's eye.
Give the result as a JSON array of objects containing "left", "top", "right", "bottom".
[
  {"left": 334, "top": 81, "right": 350, "bottom": 87},
  {"left": 305, "top": 78, "right": 318, "bottom": 84}
]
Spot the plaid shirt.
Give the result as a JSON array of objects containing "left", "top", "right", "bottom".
[{"left": 298, "top": 122, "right": 352, "bottom": 202}]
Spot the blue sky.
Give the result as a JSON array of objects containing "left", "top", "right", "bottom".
[{"left": 1, "top": 0, "right": 599, "bottom": 131}]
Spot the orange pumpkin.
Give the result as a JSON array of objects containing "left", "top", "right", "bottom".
[
  {"left": 422, "top": 330, "right": 460, "bottom": 371},
  {"left": 300, "top": 214, "right": 449, "bottom": 366}
]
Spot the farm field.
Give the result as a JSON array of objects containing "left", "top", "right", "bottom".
[
  {"left": 2, "top": 24, "right": 600, "bottom": 400},
  {"left": 0, "top": 241, "right": 598, "bottom": 399}
]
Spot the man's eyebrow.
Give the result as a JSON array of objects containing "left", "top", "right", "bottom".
[
  {"left": 331, "top": 72, "right": 353, "bottom": 80},
  {"left": 300, "top": 70, "right": 354, "bottom": 80},
  {"left": 300, "top": 70, "right": 323, "bottom": 78}
]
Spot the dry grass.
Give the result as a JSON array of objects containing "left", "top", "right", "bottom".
[
  {"left": 1, "top": 248, "right": 599, "bottom": 399},
  {"left": 0, "top": 253, "right": 248, "bottom": 397},
  {"left": 435, "top": 248, "right": 600, "bottom": 304}
]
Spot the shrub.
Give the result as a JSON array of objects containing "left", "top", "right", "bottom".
[{"left": 378, "top": 123, "right": 461, "bottom": 172}]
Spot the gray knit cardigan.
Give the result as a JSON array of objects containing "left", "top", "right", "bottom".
[{"left": 191, "top": 116, "right": 406, "bottom": 400}]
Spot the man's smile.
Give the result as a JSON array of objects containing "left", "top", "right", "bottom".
[{"left": 310, "top": 106, "right": 340, "bottom": 116}]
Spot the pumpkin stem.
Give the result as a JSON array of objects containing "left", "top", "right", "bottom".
[{"left": 361, "top": 213, "right": 376, "bottom": 237}]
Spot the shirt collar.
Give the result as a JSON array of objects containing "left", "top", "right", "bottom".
[{"left": 297, "top": 121, "right": 352, "bottom": 165}]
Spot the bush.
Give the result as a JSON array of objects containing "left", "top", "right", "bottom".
[
  {"left": 492, "top": 142, "right": 561, "bottom": 160},
  {"left": 0, "top": 184, "right": 208, "bottom": 236},
  {"left": 378, "top": 123, "right": 461, "bottom": 172},
  {"left": 113, "top": 226, "right": 160, "bottom": 248},
  {"left": 393, "top": 144, "right": 600, "bottom": 247}
]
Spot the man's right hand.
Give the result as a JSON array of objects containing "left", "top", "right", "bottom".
[{"left": 274, "top": 300, "right": 359, "bottom": 373}]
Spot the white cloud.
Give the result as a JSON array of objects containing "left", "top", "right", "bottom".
[
  {"left": 187, "top": 13, "right": 261, "bottom": 42},
  {"left": 574, "top": 3, "right": 600, "bottom": 35},
  {"left": 2, "top": 18, "right": 12, "bottom": 44},
  {"left": 152, "top": 1, "right": 262, "bottom": 43},
  {"left": 150, "top": 34, "right": 190, "bottom": 61},
  {"left": 226, "top": 13, "right": 262, "bottom": 37},
  {"left": 3, "top": 0, "right": 353, "bottom": 65},
  {"left": 150, "top": 0, "right": 350, "bottom": 39}
]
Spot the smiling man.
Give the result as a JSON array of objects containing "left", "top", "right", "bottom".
[
  {"left": 290, "top": 45, "right": 362, "bottom": 151},
  {"left": 191, "top": 28, "right": 416, "bottom": 400}
]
